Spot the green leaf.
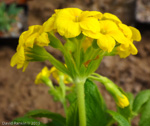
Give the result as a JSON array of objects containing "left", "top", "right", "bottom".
[
  {"left": 66, "top": 101, "right": 79, "bottom": 126},
  {"left": 127, "top": 93, "right": 134, "bottom": 110},
  {"left": 133, "top": 90, "right": 150, "bottom": 113},
  {"left": 139, "top": 98, "right": 150, "bottom": 126},
  {"left": 25, "top": 109, "right": 66, "bottom": 126},
  {"left": 117, "top": 106, "right": 132, "bottom": 122},
  {"left": 85, "top": 79, "right": 110, "bottom": 126},
  {"left": 108, "top": 110, "right": 131, "bottom": 126},
  {"left": 47, "top": 120, "right": 65, "bottom": 126},
  {"left": 12, "top": 117, "right": 46, "bottom": 126}
]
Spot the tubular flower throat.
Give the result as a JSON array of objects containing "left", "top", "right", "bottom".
[{"left": 116, "top": 94, "right": 130, "bottom": 108}]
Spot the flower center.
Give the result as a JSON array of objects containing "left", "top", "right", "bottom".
[
  {"left": 101, "top": 29, "right": 107, "bottom": 34},
  {"left": 74, "top": 16, "right": 80, "bottom": 22}
]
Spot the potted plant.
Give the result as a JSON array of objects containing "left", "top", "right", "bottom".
[{"left": 0, "top": 2, "right": 27, "bottom": 48}]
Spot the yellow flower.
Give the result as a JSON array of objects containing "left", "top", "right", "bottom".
[
  {"left": 16, "top": 25, "right": 50, "bottom": 50},
  {"left": 54, "top": 8, "right": 102, "bottom": 38},
  {"left": 24, "top": 25, "right": 50, "bottom": 47},
  {"left": 50, "top": 66, "right": 71, "bottom": 84},
  {"left": 10, "top": 25, "right": 50, "bottom": 71},
  {"left": 116, "top": 94, "right": 129, "bottom": 108},
  {"left": 116, "top": 24, "right": 141, "bottom": 58},
  {"left": 97, "top": 20, "right": 127, "bottom": 52},
  {"left": 35, "top": 67, "right": 50, "bottom": 84}
]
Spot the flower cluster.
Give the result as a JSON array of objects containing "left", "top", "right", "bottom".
[
  {"left": 10, "top": 8, "right": 141, "bottom": 71},
  {"left": 49, "top": 8, "right": 141, "bottom": 56}
]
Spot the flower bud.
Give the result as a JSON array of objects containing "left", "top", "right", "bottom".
[{"left": 116, "top": 94, "right": 130, "bottom": 108}]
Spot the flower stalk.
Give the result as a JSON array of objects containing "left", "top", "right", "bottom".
[{"left": 75, "top": 79, "right": 86, "bottom": 126}]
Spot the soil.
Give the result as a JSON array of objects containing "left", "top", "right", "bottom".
[{"left": 0, "top": 0, "right": 150, "bottom": 126}]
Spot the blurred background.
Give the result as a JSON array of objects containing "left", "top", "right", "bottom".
[{"left": 0, "top": 0, "right": 150, "bottom": 125}]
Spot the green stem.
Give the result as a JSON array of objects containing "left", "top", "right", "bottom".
[
  {"left": 76, "top": 79, "right": 86, "bottom": 126},
  {"left": 48, "top": 54, "right": 69, "bottom": 75},
  {"left": 62, "top": 99, "right": 67, "bottom": 115},
  {"left": 88, "top": 74, "right": 123, "bottom": 96}
]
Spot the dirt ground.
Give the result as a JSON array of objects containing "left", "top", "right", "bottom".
[{"left": 0, "top": 0, "right": 150, "bottom": 126}]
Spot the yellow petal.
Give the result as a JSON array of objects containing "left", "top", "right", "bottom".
[
  {"left": 130, "top": 43, "right": 138, "bottom": 55},
  {"left": 99, "top": 20, "right": 128, "bottom": 44},
  {"left": 10, "top": 46, "right": 25, "bottom": 69},
  {"left": 35, "top": 66, "right": 50, "bottom": 84},
  {"left": 23, "top": 61, "right": 29, "bottom": 72},
  {"left": 118, "top": 23, "right": 132, "bottom": 39},
  {"left": 109, "top": 30, "right": 128, "bottom": 44},
  {"left": 99, "top": 20, "right": 119, "bottom": 33},
  {"left": 80, "top": 11, "right": 102, "bottom": 19},
  {"left": 102, "top": 13, "right": 122, "bottom": 23},
  {"left": 80, "top": 17, "right": 100, "bottom": 33},
  {"left": 36, "top": 32, "right": 50, "bottom": 47},
  {"left": 129, "top": 26, "right": 141, "bottom": 41},
  {"left": 116, "top": 42, "right": 137, "bottom": 58},
  {"left": 25, "top": 32, "right": 39, "bottom": 48},
  {"left": 57, "top": 21, "right": 81, "bottom": 38},
  {"left": 117, "top": 50, "right": 130, "bottom": 58},
  {"left": 97, "top": 34, "right": 116, "bottom": 52},
  {"left": 82, "top": 29, "right": 100, "bottom": 39},
  {"left": 42, "top": 13, "right": 56, "bottom": 32},
  {"left": 21, "top": 25, "right": 41, "bottom": 48},
  {"left": 55, "top": 8, "right": 82, "bottom": 38}
]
